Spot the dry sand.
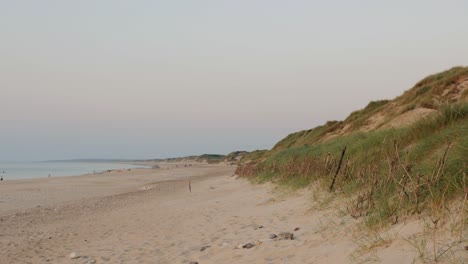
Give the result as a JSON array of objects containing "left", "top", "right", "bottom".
[{"left": 0, "top": 163, "right": 466, "bottom": 263}]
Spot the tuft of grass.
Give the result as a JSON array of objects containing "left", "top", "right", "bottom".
[
  {"left": 278, "top": 176, "right": 311, "bottom": 190},
  {"left": 416, "top": 86, "right": 432, "bottom": 96},
  {"left": 240, "top": 149, "right": 269, "bottom": 163},
  {"left": 404, "top": 223, "right": 468, "bottom": 263},
  {"left": 272, "top": 121, "right": 343, "bottom": 151},
  {"left": 349, "top": 231, "right": 395, "bottom": 263},
  {"left": 345, "top": 100, "right": 390, "bottom": 130}
]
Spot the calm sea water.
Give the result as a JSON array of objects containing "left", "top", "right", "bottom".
[{"left": 0, "top": 162, "right": 149, "bottom": 180}]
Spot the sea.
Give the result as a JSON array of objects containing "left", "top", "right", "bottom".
[{"left": 0, "top": 161, "right": 149, "bottom": 180}]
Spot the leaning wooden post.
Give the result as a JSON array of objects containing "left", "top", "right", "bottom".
[
  {"left": 329, "top": 147, "right": 347, "bottom": 192},
  {"left": 189, "top": 180, "right": 192, "bottom": 192}
]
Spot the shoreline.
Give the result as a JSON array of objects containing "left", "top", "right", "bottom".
[
  {"left": 0, "top": 161, "right": 225, "bottom": 216},
  {"left": 0, "top": 161, "right": 154, "bottom": 181}
]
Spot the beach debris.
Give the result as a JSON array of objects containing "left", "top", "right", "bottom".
[
  {"left": 237, "top": 241, "right": 262, "bottom": 249},
  {"left": 200, "top": 245, "right": 211, "bottom": 252},
  {"left": 294, "top": 227, "right": 300, "bottom": 231},
  {"left": 254, "top": 225, "right": 264, "bottom": 230},
  {"left": 242, "top": 243, "right": 255, "bottom": 249},
  {"left": 269, "top": 234, "right": 278, "bottom": 239},
  {"left": 277, "top": 232, "right": 294, "bottom": 240},
  {"left": 69, "top": 252, "right": 80, "bottom": 259}
]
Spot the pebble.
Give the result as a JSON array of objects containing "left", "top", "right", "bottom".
[
  {"left": 189, "top": 262, "right": 199, "bottom": 264},
  {"left": 254, "top": 225, "right": 264, "bottom": 230},
  {"left": 242, "top": 243, "right": 255, "bottom": 249},
  {"left": 269, "top": 234, "right": 278, "bottom": 239},
  {"left": 278, "top": 232, "right": 294, "bottom": 240},
  {"left": 69, "top": 252, "right": 80, "bottom": 259},
  {"left": 200, "top": 245, "right": 211, "bottom": 252},
  {"left": 294, "top": 227, "right": 300, "bottom": 231}
]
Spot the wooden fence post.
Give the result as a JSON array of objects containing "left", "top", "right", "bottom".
[{"left": 329, "top": 147, "right": 347, "bottom": 192}]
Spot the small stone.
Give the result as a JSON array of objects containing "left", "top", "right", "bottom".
[
  {"left": 465, "top": 245, "right": 468, "bottom": 251},
  {"left": 242, "top": 243, "right": 255, "bottom": 249},
  {"left": 278, "top": 232, "right": 294, "bottom": 240},
  {"left": 269, "top": 234, "right": 278, "bottom": 239},
  {"left": 200, "top": 245, "right": 211, "bottom": 252},
  {"left": 294, "top": 227, "right": 300, "bottom": 231},
  {"left": 69, "top": 252, "right": 80, "bottom": 259},
  {"left": 189, "top": 262, "right": 198, "bottom": 264},
  {"left": 254, "top": 225, "right": 264, "bottom": 230}
]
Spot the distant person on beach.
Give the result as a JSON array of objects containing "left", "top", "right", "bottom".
[{"left": 1, "top": 175, "right": 3, "bottom": 181}]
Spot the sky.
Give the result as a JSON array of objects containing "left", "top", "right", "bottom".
[{"left": 1, "top": 1, "right": 468, "bottom": 161}]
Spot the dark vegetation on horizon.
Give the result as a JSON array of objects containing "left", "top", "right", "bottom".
[
  {"left": 158, "top": 154, "right": 227, "bottom": 164},
  {"left": 236, "top": 67, "right": 468, "bottom": 228}
]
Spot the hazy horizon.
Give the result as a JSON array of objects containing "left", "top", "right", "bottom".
[{"left": 2, "top": 1, "right": 468, "bottom": 162}]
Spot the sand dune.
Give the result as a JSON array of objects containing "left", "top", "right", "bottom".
[{"left": 0, "top": 163, "right": 465, "bottom": 263}]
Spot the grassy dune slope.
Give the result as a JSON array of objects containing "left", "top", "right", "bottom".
[{"left": 237, "top": 67, "right": 468, "bottom": 228}]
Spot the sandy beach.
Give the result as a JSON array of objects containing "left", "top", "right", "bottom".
[{"left": 0, "top": 163, "right": 466, "bottom": 263}]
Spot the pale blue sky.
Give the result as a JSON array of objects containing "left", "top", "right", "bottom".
[{"left": 1, "top": 1, "right": 468, "bottom": 161}]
